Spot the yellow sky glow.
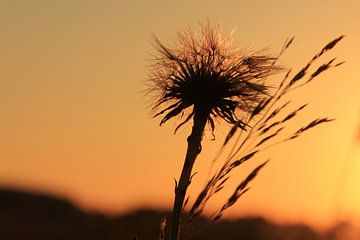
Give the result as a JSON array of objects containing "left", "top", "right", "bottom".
[{"left": 0, "top": 0, "right": 359, "bottom": 229}]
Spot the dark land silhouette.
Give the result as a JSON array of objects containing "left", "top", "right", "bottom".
[{"left": 0, "top": 188, "right": 349, "bottom": 240}]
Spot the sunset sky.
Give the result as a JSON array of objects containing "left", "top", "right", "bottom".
[{"left": 1, "top": 0, "right": 359, "bottom": 229}]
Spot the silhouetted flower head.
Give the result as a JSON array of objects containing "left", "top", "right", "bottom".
[{"left": 148, "top": 23, "right": 282, "bottom": 132}]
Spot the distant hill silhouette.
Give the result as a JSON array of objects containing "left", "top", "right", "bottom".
[{"left": 0, "top": 188, "right": 346, "bottom": 240}]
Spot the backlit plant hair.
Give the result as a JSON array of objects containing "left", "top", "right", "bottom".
[{"left": 147, "top": 23, "right": 343, "bottom": 240}]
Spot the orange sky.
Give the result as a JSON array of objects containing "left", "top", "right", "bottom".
[{"left": 1, "top": 0, "right": 359, "bottom": 229}]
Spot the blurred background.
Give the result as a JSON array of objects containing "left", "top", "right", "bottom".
[{"left": 0, "top": 0, "right": 359, "bottom": 239}]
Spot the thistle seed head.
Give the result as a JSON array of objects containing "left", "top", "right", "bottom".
[{"left": 148, "top": 23, "right": 282, "bottom": 132}]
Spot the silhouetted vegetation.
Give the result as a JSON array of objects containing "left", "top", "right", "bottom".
[
  {"left": 147, "top": 23, "right": 282, "bottom": 240},
  {"left": 147, "top": 22, "right": 343, "bottom": 240},
  {"left": 0, "top": 188, "right": 355, "bottom": 240}
]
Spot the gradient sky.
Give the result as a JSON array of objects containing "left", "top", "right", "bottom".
[{"left": 1, "top": 0, "right": 359, "bottom": 229}]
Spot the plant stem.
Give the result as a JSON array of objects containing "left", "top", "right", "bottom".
[{"left": 170, "top": 109, "right": 208, "bottom": 240}]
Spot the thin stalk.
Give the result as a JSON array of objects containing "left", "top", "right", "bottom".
[{"left": 170, "top": 107, "right": 208, "bottom": 240}]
